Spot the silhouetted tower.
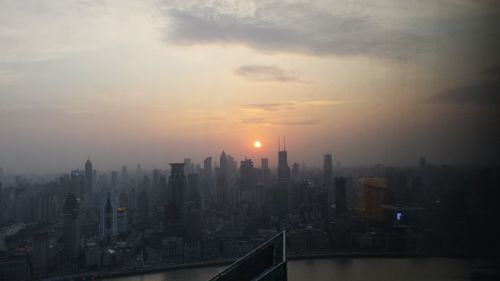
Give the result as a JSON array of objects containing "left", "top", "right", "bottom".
[
  {"left": 84, "top": 157, "right": 93, "bottom": 196},
  {"left": 217, "top": 151, "right": 229, "bottom": 207},
  {"left": 111, "top": 171, "right": 118, "bottom": 190},
  {"left": 204, "top": 157, "right": 213, "bottom": 177},
  {"left": 164, "top": 163, "right": 186, "bottom": 237},
  {"left": 324, "top": 154, "right": 333, "bottom": 185},
  {"left": 335, "top": 177, "right": 347, "bottom": 216},
  {"left": 62, "top": 193, "right": 81, "bottom": 259},
  {"left": 168, "top": 163, "right": 186, "bottom": 208},
  {"left": 121, "top": 165, "right": 128, "bottom": 182},
  {"left": 277, "top": 137, "right": 291, "bottom": 184},
  {"left": 103, "top": 193, "right": 114, "bottom": 245}
]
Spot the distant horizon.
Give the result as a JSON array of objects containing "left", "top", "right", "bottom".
[{"left": 0, "top": 152, "right": 495, "bottom": 176}]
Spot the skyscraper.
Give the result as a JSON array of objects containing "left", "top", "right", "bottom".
[
  {"left": 62, "top": 193, "right": 81, "bottom": 259},
  {"left": 99, "top": 192, "right": 118, "bottom": 245},
  {"left": 277, "top": 138, "right": 291, "bottom": 184},
  {"left": 334, "top": 177, "right": 347, "bottom": 217},
  {"left": 239, "top": 158, "right": 257, "bottom": 204},
  {"left": 84, "top": 158, "right": 93, "bottom": 196},
  {"left": 324, "top": 154, "right": 333, "bottom": 185},
  {"left": 111, "top": 171, "right": 118, "bottom": 190},
  {"left": 261, "top": 158, "right": 271, "bottom": 185},
  {"left": 203, "top": 157, "right": 212, "bottom": 177},
  {"left": 164, "top": 163, "right": 186, "bottom": 237},
  {"left": 121, "top": 165, "right": 128, "bottom": 183},
  {"left": 217, "top": 151, "right": 229, "bottom": 207}
]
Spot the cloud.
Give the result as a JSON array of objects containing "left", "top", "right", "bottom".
[
  {"left": 241, "top": 102, "right": 296, "bottom": 111},
  {"left": 479, "top": 64, "right": 500, "bottom": 77},
  {"left": 429, "top": 80, "right": 500, "bottom": 105},
  {"left": 279, "top": 119, "right": 320, "bottom": 126},
  {"left": 235, "top": 65, "right": 303, "bottom": 83},
  {"left": 240, "top": 117, "right": 318, "bottom": 126},
  {"left": 163, "top": 1, "right": 420, "bottom": 60},
  {"left": 241, "top": 99, "right": 343, "bottom": 111},
  {"left": 241, "top": 118, "right": 271, "bottom": 125}
]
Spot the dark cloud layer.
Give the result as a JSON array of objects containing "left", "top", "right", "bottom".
[
  {"left": 235, "top": 65, "right": 302, "bottom": 83},
  {"left": 430, "top": 80, "right": 500, "bottom": 105},
  {"left": 480, "top": 64, "right": 500, "bottom": 77},
  {"left": 164, "top": 2, "right": 419, "bottom": 60}
]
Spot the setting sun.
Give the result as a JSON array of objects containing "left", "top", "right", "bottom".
[{"left": 254, "top": 140, "right": 262, "bottom": 148}]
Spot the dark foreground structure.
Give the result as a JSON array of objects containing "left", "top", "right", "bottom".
[{"left": 208, "top": 231, "right": 287, "bottom": 281}]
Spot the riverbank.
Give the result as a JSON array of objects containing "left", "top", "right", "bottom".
[{"left": 44, "top": 252, "right": 489, "bottom": 281}]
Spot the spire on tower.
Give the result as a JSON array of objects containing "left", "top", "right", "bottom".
[{"left": 284, "top": 136, "right": 286, "bottom": 151}]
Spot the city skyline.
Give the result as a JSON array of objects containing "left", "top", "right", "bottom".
[{"left": 1, "top": 0, "right": 499, "bottom": 173}]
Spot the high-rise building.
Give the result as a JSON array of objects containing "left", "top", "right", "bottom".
[
  {"left": 32, "top": 232, "right": 49, "bottom": 277},
  {"left": 84, "top": 158, "right": 93, "bottom": 196},
  {"left": 121, "top": 165, "right": 128, "bottom": 183},
  {"left": 111, "top": 171, "right": 118, "bottom": 190},
  {"left": 187, "top": 173, "right": 200, "bottom": 209},
  {"left": 117, "top": 208, "right": 128, "bottom": 234},
  {"left": 62, "top": 193, "right": 81, "bottom": 259},
  {"left": 277, "top": 137, "right": 291, "bottom": 184},
  {"left": 152, "top": 169, "right": 161, "bottom": 199},
  {"left": 360, "top": 177, "right": 387, "bottom": 220},
  {"left": 70, "top": 170, "right": 84, "bottom": 201},
  {"left": 164, "top": 163, "right": 186, "bottom": 237},
  {"left": 240, "top": 158, "right": 257, "bottom": 203},
  {"left": 37, "top": 193, "right": 55, "bottom": 225},
  {"left": 137, "top": 189, "right": 150, "bottom": 222},
  {"left": 168, "top": 163, "right": 186, "bottom": 209},
  {"left": 0, "top": 166, "right": 3, "bottom": 181},
  {"left": 261, "top": 158, "right": 271, "bottom": 185},
  {"left": 334, "top": 177, "right": 347, "bottom": 217},
  {"left": 99, "top": 192, "right": 118, "bottom": 245},
  {"left": 203, "top": 157, "right": 212, "bottom": 177},
  {"left": 217, "top": 151, "right": 229, "bottom": 207},
  {"left": 324, "top": 154, "right": 333, "bottom": 185}
]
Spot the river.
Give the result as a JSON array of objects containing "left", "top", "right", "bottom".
[{"left": 107, "top": 258, "right": 486, "bottom": 281}]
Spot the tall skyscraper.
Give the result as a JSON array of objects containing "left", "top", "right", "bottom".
[
  {"left": 111, "top": 171, "right": 118, "bottom": 190},
  {"left": 84, "top": 158, "right": 93, "bottom": 196},
  {"left": 165, "top": 163, "right": 186, "bottom": 237},
  {"left": 261, "top": 158, "right": 271, "bottom": 185},
  {"left": 168, "top": 163, "right": 186, "bottom": 209},
  {"left": 217, "top": 151, "right": 229, "bottom": 207},
  {"left": 187, "top": 173, "right": 200, "bottom": 209},
  {"left": 277, "top": 137, "right": 291, "bottom": 184},
  {"left": 203, "top": 157, "right": 212, "bottom": 177},
  {"left": 121, "top": 165, "right": 128, "bottom": 183},
  {"left": 240, "top": 158, "right": 257, "bottom": 204},
  {"left": 334, "top": 177, "right": 347, "bottom": 217},
  {"left": 62, "top": 193, "right": 81, "bottom": 259},
  {"left": 100, "top": 193, "right": 118, "bottom": 245},
  {"left": 37, "top": 193, "right": 55, "bottom": 225},
  {"left": 137, "top": 189, "right": 150, "bottom": 222},
  {"left": 323, "top": 154, "right": 333, "bottom": 185}
]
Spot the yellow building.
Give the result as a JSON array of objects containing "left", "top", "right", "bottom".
[{"left": 360, "top": 178, "right": 387, "bottom": 220}]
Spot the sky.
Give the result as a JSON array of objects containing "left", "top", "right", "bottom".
[{"left": 0, "top": 0, "right": 499, "bottom": 174}]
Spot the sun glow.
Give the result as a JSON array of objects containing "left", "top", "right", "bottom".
[{"left": 254, "top": 140, "right": 262, "bottom": 148}]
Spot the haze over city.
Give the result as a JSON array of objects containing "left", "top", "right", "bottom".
[{"left": 1, "top": 0, "right": 499, "bottom": 174}]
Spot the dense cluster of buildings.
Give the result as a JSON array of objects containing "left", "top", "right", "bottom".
[{"left": 0, "top": 142, "right": 498, "bottom": 280}]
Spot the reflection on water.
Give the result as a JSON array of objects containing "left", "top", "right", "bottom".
[{"left": 108, "top": 258, "right": 479, "bottom": 281}]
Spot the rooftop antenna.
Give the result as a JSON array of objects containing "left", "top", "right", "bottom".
[
  {"left": 284, "top": 136, "right": 286, "bottom": 151},
  {"left": 278, "top": 136, "right": 281, "bottom": 151}
]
